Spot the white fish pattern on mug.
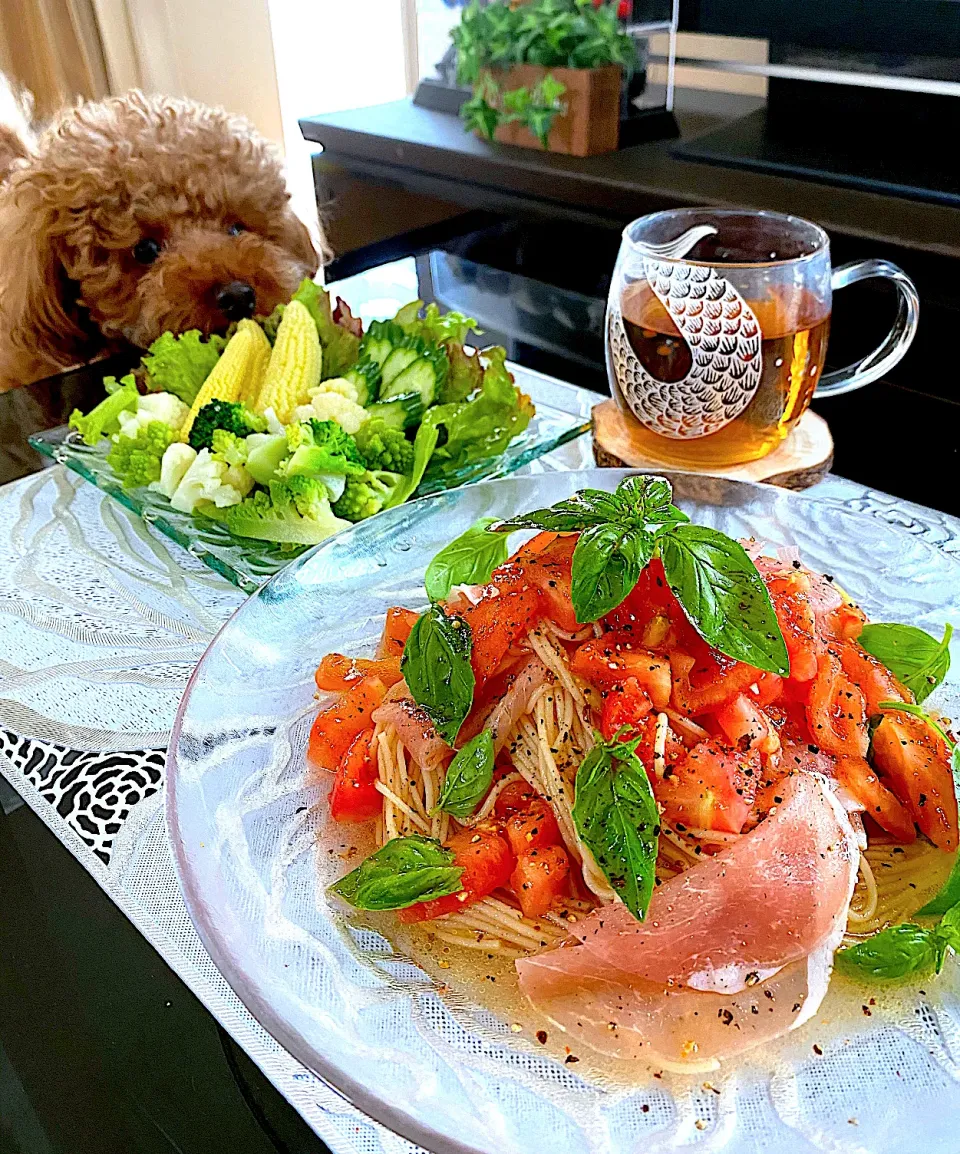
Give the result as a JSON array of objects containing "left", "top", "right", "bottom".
[{"left": 609, "top": 258, "right": 762, "bottom": 440}]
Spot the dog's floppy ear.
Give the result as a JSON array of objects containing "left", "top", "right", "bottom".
[{"left": 0, "top": 181, "right": 88, "bottom": 389}]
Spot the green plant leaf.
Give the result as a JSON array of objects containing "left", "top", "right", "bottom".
[
  {"left": 401, "top": 604, "right": 475, "bottom": 745},
  {"left": 330, "top": 835, "right": 463, "bottom": 911},
  {"left": 424, "top": 518, "right": 510, "bottom": 602},
  {"left": 858, "top": 622, "right": 952, "bottom": 704},
  {"left": 571, "top": 523, "right": 655, "bottom": 623},
  {"left": 433, "top": 729, "right": 495, "bottom": 819},
  {"left": 659, "top": 524, "right": 790, "bottom": 675},
  {"left": 572, "top": 732, "right": 660, "bottom": 920},
  {"left": 835, "top": 922, "right": 940, "bottom": 980}
]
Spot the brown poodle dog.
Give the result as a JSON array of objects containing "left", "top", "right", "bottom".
[{"left": 0, "top": 89, "right": 320, "bottom": 393}]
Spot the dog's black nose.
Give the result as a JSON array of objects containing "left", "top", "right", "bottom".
[{"left": 216, "top": 281, "right": 256, "bottom": 320}]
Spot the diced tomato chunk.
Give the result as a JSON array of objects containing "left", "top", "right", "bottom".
[
  {"left": 499, "top": 533, "right": 578, "bottom": 632},
  {"left": 837, "top": 641, "right": 909, "bottom": 713},
  {"left": 493, "top": 778, "right": 540, "bottom": 819},
  {"left": 329, "top": 727, "right": 381, "bottom": 822},
  {"left": 315, "top": 653, "right": 402, "bottom": 692},
  {"left": 377, "top": 607, "right": 419, "bottom": 658},
  {"left": 656, "top": 739, "right": 760, "bottom": 834},
  {"left": 461, "top": 584, "right": 541, "bottom": 682},
  {"left": 307, "top": 676, "right": 386, "bottom": 773},
  {"left": 600, "top": 677, "right": 653, "bottom": 742},
  {"left": 752, "top": 672, "right": 783, "bottom": 706},
  {"left": 765, "top": 572, "right": 819, "bottom": 682},
  {"left": 715, "top": 693, "right": 774, "bottom": 752},
  {"left": 871, "top": 712, "right": 957, "bottom": 851},
  {"left": 399, "top": 827, "right": 515, "bottom": 922},
  {"left": 670, "top": 650, "right": 759, "bottom": 716},
  {"left": 505, "top": 801, "right": 562, "bottom": 856},
  {"left": 834, "top": 754, "right": 916, "bottom": 844},
  {"left": 571, "top": 635, "right": 671, "bottom": 708},
  {"left": 510, "top": 844, "right": 570, "bottom": 919},
  {"left": 805, "top": 651, "right": 868, "bottom": 758},
  {"left": 603, "top": 559, "right": 690, "bottom": 647}
]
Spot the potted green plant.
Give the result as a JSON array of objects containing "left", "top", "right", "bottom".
[{"left": 451, "top": 0, "right": 637, "bottom": 158}]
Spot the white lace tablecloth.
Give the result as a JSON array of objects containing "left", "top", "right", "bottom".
[{"left": 3, "top": 369, "right": 960, "bottom": 1154}]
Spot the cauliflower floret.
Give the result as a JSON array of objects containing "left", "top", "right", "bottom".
[
  {"left": 116, "top": 391, "right": 190, "bottom": 439},
  {"left": 150, "top": 442, "right": 198, "bottom": 498},
  {"left": 312, "top": 377, "right": 360, "bottom": 404},
  {"left": 262, "top": 406, "right": 286, "bottom": 435},
  {"left": 293, "top": 390, "right": 369, "bottom": 436},
  {"left": 169, "top": 448, "right": 254, "bottom": 513}
]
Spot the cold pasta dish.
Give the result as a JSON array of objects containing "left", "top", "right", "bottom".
[{"left": 308, "top": 475, "right": 959, "bottom": 1072}]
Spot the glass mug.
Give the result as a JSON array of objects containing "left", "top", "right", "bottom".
[{"left": 605, "top": 208, "right": 920, "bottom": 468}]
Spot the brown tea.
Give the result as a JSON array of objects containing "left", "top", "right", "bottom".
[{"left": 611, "top": 281, "right": 831, "bottom": 467}]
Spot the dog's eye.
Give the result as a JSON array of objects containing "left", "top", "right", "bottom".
[
  {"left": 133, "top": 238, "right": 162, "bottom": 265},
  {"left": 227, "top": 223, "right": 245, "bottom": 236}
]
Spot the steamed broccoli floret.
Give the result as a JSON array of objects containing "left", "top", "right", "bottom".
[
  {"left": 211, "top": 429, "right": 249, "bottom": 465},
  {"left": 68, "top": 374, "right": 139, "bottom": 445},
  {"left": 216, "top": 476, "right": 350, "bottom": 545},
  {"left": 332, "top": 469, "right": 406, "bottom": 522},
  {"left": 280, "top": 419, "right": 367, "bottom": 479},
  {"left": 188, "top": 400, "right": 267, "bottom": 451},
  {"left": 354, "top": 420, "right": 415, "bottom": 474},
  {"left": 106, "top": 421, "right": 175, "bottom": 488},
  {"left": 141, "top": 331, "right": 226, "bottom": 405}
]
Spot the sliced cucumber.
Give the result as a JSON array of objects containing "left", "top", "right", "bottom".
[
  {"left": 344, "top": 360, "right": 379, "bottom": 407},
  {"left": 380, "top": 346, "right": 421, "bottom": 387},
  {"left": 365, "top": 392, "right": 424, "bottom": 431},
  {"left": 381, "top": 356, "right": 438, "bottom": 408}
]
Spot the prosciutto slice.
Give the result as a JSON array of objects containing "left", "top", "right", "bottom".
[
  {"left": 516, "top": 773, "right": 859, "bottom": 1070},
  {"left": 371, "top": 681, "right": 448, "bottom": 770}
]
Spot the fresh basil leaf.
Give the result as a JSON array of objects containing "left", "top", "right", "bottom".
[
  {"left": 494, "top": 474, "right": 688, "bottom": 536},
  {"left": 859, "top": 622, "right": 952, "bottom": 704},
  {"left": 330, "top": 835, "right": 463, "bottom": 911},
  {"left": 835, "top": 922, "right": 939, "bottom": 980},
  {"left": 424, "top": 518, "right": 509, "bottom": 602},
  {"left": 433, "top": 729, "right": 494, "bottom": 819},
  {"left": 493, "top": 487, "right": 624, "bottom": 533},
  {"left": 401, "top": 604, "right": 475, "bottom": 745},
  {"left": 572, "top": 732, "right": 660, "bottom": 921},
  {"left": 659, "top": 524, "right": 790, "bottom": 675},
  {"left": 571, "top": 524, "right": 655, "bottom": 623},
  {"left": 613, "top": 474, "right": 689, "bottom": 529}
]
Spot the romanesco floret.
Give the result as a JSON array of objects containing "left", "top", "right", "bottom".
[
  {"left": 292, "top": 389, "right": 369, "bottom": 435},
  {"left": 332, "top": 470, "right": 405, "bottom": 522},
  {"left": 68, "top": 375, "right": 139, "bottom": 445},
  {"left": 354, "top": 420, "right": 414, "bottom": 474},
  {"left": 211, "top": 429, "right": 248, "bottom": 465},
  {"left": 188, "top": 400, "right": 267, "bottom": 451},
  {"left": 106, "top": 421, "right": 175, "bottom": 488}
]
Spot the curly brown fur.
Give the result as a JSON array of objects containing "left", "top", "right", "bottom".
[{"left": 0, "top": 90, "right": 320, "bottom": 392}]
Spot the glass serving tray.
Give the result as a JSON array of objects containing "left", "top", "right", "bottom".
[{"left": 30, "top": 398, "right": 589, "bottom": 593}]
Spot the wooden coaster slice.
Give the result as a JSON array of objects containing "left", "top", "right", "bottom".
[{"left": 591, "top": 400, "right": 834, "bottom": 491}]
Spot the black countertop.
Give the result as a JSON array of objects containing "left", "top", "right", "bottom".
[{"left": 301, "top": 94, "right": 960, "bottom": 258}]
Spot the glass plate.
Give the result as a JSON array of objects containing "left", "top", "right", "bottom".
[
  {"left": 30, "top": 394, "right": 589, "bottom": 593},
  {"left": 167, "top": 471, "right": 960, "bottom": 1154}
]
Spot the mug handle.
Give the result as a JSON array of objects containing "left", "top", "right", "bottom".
[{"left": 815, "top": 259, "right": 920, "bottom": 398}]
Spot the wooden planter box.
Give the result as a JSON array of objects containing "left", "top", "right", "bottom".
[{"left": 488, "top": 64, "right": 621, "bottom": 157}]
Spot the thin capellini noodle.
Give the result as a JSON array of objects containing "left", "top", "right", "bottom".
[
  {"left": 652, "top": 712, "right": 669, "bottom": 778},
  {"left": 846, "top": 853, "right": 879, "bottom": 925},
  {"left": 543, "top": 621, "right": 595, "bottom": 644},
  {"left": 374, "top": 781, "right": 432, "bottom": 835}
]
